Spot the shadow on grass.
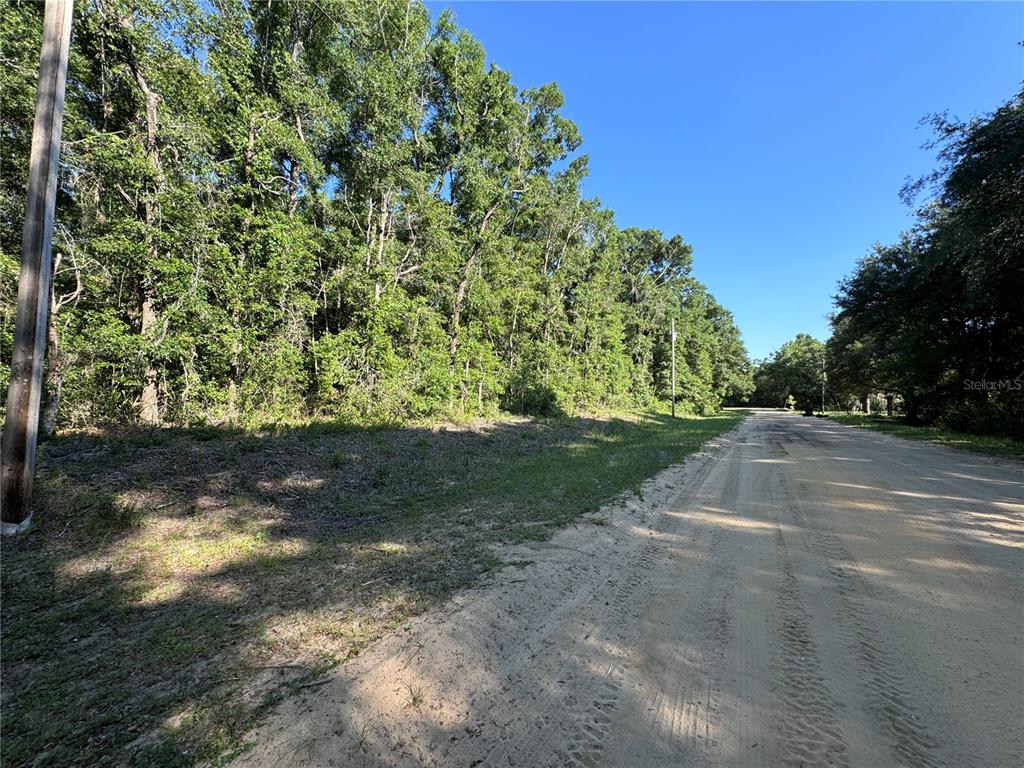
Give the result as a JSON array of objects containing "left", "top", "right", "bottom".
[
  {"left": 0, "top": 411, "right": 741, "bottom": 767},
  {"left": 827, "top": 413, "right": 1024, "bottom": 459}
]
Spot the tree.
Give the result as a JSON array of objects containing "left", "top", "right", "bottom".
[
  {"left": 829, "top": 86, "right": 1024, "bottom": 435},
  {"left": 1, "top": 0, "right": 752, "bottom": 429},
  {"left": 752, "top": 334, "right": 825, "bottom": 413}
]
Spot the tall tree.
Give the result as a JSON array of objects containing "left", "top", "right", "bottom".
[
  {"left": 830, "top": 86, "right": 1023, "bottom": 434},
  {"left": 1, "top": 0, "right": 752, "bottom": 429}
]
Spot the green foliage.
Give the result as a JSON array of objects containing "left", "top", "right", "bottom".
[
  {"left": 828, "top": 87, "right": 1024, "bottom": 437},
  {"left": 1, "top": 0, "right": 750, "bottom": 427},
  {"left": 752, "top": 334, "right": 826, "bottom": 412}
]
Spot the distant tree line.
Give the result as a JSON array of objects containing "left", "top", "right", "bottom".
[
  {"left": 749, "top": 86, "right": 1023, "bottom": 437},
  {"left": 1, "top": 0, "right": 752, "bottom": 429},
  {"left": 749, "top": 334, "right": 824, "bottom": 414}
]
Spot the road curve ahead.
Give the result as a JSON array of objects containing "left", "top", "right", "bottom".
[{"left": 233, "top": 410, "right": 1023, "bottom": 768}]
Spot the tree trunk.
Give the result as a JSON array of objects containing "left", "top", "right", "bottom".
[
  {"left": 287, "top": 41, "right": 303, "bottom": 217},
  {"left": 886, "top": 394, "right": 894, "bottom": 417},
  {"left": 40, "top": 285, "right": 62, "bottom": 437},
  {"left": 139, "top": 293, "right": 159, "bottom": 424},
  {"left": 448, "top": 254, "right": 474, "bottom": 363},
  {"left": 905, "top": 397, "right": 919, "bottom": 424},
  {"left": 227, "top": 377, "right": 238, "bottom": 420},
  {"left": 287, "top": 158, "right": 299, "bottom": 217},
  {"left": 127, "top": 37, "right": 162, "bottom": 425},
  {"left": 449, "top": 202, "right": 502, "bottom": 367}
]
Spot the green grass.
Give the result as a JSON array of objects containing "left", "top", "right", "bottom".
[
  {"left": 0, "top": 409, "right": 744, "bottom": 767},
  {"left": 827, "top": 413, "right": 1024, "bottom": 459}
]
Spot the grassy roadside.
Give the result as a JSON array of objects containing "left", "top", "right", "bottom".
[
  {"left": 1, "top": 409, "right": 745, "bottom": 767},
  {"left": 827, "top": 413, "right": 1024, "bottom": 459}
]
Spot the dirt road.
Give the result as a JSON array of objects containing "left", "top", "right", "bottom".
[{"left": 231, "top": 410, "right": 1023, "bottom": 767}]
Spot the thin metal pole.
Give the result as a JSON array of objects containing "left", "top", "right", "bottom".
[
  {"left": 1, "top": 0, "right": 75, "bottom": 534},
  {"left": 671, "top": 317, "right": 676, "bottom": 418},
  {"left": 821, "top": 352, "right": 826, "bottom": 414}
]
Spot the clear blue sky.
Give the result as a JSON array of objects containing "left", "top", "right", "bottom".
[{"left": 427, "top": 1, "right": 1023, "bottom": 360}]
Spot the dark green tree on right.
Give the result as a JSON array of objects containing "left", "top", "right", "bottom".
[{"left": 829, "top": 87, "right": 1024, "bottom": 436}]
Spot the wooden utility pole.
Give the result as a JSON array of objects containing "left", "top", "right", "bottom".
[
  {"left": 1, "top": 0, "right": 75, "bottom": 534},
  {"left": 670, "top": 317, "right": 677, "bottom": 418}
]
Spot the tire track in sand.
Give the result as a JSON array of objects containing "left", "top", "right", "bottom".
[
  {"left": 771, "top": 511, "right": 851, "bottom": 768},
  {"left": 780, "top": 467, "right": 948, "bottom": 768},
  {"left": 473, "top": 434, "right": 730, "bottom": 768},
  {"left": 605, "top": 446, "right": 745, "bottom": 767}
]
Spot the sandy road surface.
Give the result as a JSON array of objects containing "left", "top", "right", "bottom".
[{"left": 231, "top": 410, "right": 1023, "bottom": 767}]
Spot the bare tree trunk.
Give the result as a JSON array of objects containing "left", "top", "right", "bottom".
[
  {"left": 126, "top": 32, "right": 162, "bottom": 425},
  {"left": 40, "top": 284, "right": 62, "bottom": 437},
  {"left": 138, "top": 296, "right": 159, "bottom": 422},
  {"left": 227, "top": 359, "right": 239, "bottom": 420},
  {"left": 448, "top": 252, "right": 475, "bottom": 362}
]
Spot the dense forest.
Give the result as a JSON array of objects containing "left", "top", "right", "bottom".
[
  {"left": 750, "top": 86, "right": 1023, "bottom": 438},
  {"left": 1, "top": 0, "right": 752, "bottom": 429}
]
